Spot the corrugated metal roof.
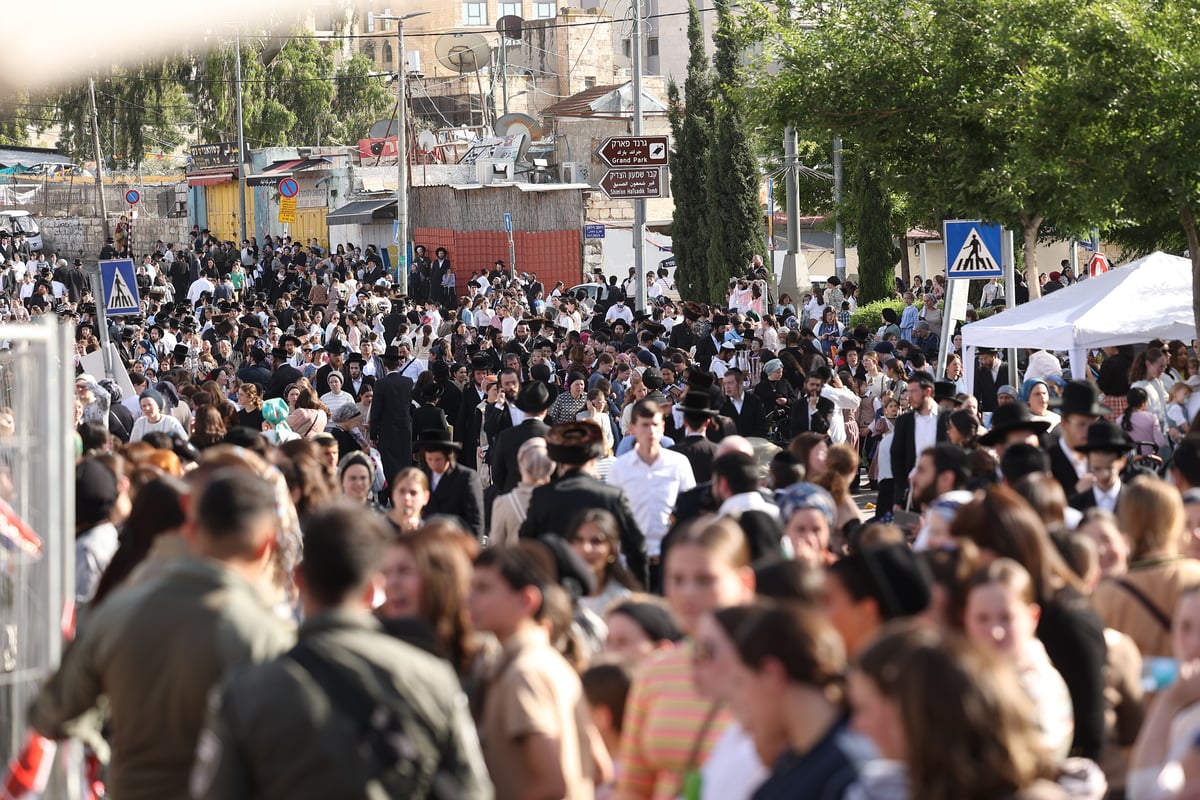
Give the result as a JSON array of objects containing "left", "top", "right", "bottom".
[{"left": 0, "top": 146, "right": 73, "bottom": 169}]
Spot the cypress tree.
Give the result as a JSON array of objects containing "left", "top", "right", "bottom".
[
  {"left": 667, "top": 1, "right": 714, "bottom": 301},
  {"left": 705, "top": 0, "right": 762, "bottom": 305},
  {"left": 855, "top": 165, "right": 897, "bottom": 304}
]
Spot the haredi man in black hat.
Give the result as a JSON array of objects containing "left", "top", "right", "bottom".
[
  {"left": 1049, "top": 380, "right": 1111, "bottom": 496},
  {"left": 519, "top": 421, "right": 648, "bottom": 585},
  {"left": 979, "top": 402, "right": 1052, "bottom": 451},
  {"left": 415, "top": 428, "right": 484, "bottom": 540},
  {"left": 488, "top": 382, "right": 554, "bottom": 495},
  {"left": 1068, "top": 420, "right": 1133, "bottom": 513}
]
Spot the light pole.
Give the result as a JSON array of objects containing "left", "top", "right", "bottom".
[{"left": 376, "top": 10, "right": 429, "bottom": 297}]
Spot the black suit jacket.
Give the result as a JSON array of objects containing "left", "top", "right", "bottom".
[
  {"left": 411, "top": 403, "right": 449, "bottom": 438},
  {"left": 520, "top": 468, "right": 647, "bottom": 586},
  {"left": 790, "top": 395, "right": 836, "bottom": 437},
  {"left": 455, "top": 385, "right": 487, "bottom": 469},
  {"left": 695, "top": 333, "right": 720, "bottom": 372},
  {"left": 424, "top": 463, "right": 485, "bottom": 540},
  {"left": 668, "top": 322, "right": 695, "bottom": 352},
  {"left": 370, "top": 371, "right": 414, "bottom": 484},
  {"left": 490, "top": 417, "right": 551, "bottom": 495},
  {"left": 889, "top": 408, "right": 952, "bottom": 507},
  {"left": 721, "top": 393, "right": 769, "bottom": 439},
  {"left": 346, "top": 374, "right": 376, "bottom": 402},
  {"left": 974, "top": 364, "right": 1011, "bottom": 412},
  {"left": 265, "top": 363, "right": 302, "bottom": 401},
  {"left": 483, "top": 400, "right": 517, "bottom": 445},
  {"left": 1048, "top": 435, "right": 1085, "bottom": 497},
  {"left": 670, "top": 435, "right": 719, "bottom": 484}
]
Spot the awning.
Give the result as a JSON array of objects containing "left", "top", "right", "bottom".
[
  {"left": 187, "top": 171, "right": 236, "bottom": 187},
  {"left": 326, "top": 198, "right": 396, "bottom": 226},
  {"left": 246, "top": 157, "right": 330, "bottom": 186}
]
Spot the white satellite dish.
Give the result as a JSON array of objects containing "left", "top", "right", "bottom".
[
  {"left": 417, "top": 130, "right": 438, "bottom": 152},
  {"left": 434, "top": 33, "right": 492, "bottom": 74},
  {"left": 494, "top": 112, "right": 543, "bottom": 140}
]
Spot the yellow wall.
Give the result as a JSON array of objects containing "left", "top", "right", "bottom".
[
  {"left": 204, "top": 182, "right": 255, "bottom": 243},
  {"left": 289, "top": 208, "right": 329, "bottom": 251}
]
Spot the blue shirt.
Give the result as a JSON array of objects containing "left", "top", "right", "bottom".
[
  {"left": 900, "top": 304, "right": 919, "bottom": 342},
  {"left": 751, "top": 718, "right": 861, "bottom": 800}
]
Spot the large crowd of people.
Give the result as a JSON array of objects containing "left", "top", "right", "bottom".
[{"left": 7, "top": 226, "right": 1200, "bottom": 798}]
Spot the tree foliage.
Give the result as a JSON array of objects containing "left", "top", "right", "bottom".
[
  {"left": 704, "top": 0, "right": 763, "bottom": 304},
  {"left": 668, "top": 0, "right": 715, "bottom": 301},
  {"left": 854, "top": 164, "right": 897, "bottom": 304},
  {"left": 750, "top": 0, "right": 1136, "bottom": 298},
  {"left": 330, "top": 53, "right": 395, "bottom": 145}
]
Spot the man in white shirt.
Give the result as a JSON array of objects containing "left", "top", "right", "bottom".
[
  {"left": 713, "top": 451, "right": 779, "bottom": 521},
  {"left": 817, "top": 368, "right": 863, "bottom": 444},
  {"left": 1024, "top": 348, "right": 1064, "bottom": 384},
  {"left": 394, "top": 340, "right": 427, "bottom": 382},
  {"left": 607, "top": 398, "right": 696, "bottom": 564},
  {"left": 186, "top": 272, "right": 214, "bottom": 306},
  {"left": 605, "top": 297, "right": 634, "bottom": 326}
]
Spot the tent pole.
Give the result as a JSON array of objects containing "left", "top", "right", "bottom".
[{"left": 1003, "top": 228, "right": 1019, "bottom": 388}]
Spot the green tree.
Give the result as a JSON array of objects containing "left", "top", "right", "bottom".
[
  {"left": 0, "top": 93, "right": 33, "bottom": 147},
  {"left": 330, "top": 53, "right": 394, "bottom": 145},
  {"left": 53, "top": 63, "right": 191, "bottom": 168},
  {"left": 753, "top": 0, "right": 1133, "bottom": 299},
  {"left": 853, "top": 164, "right": 897, "bottom": 304},
  {"left": 668, "top": 0, "right": 715, "bottom": 301},
  {"left": 266, "top": 34, "right": 335, "bottom": 145},
  {"left": 705, "top": 0, "right": 763, "bottom": 304}
]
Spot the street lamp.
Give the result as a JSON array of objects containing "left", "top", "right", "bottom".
[{"left": 376, "top": 10, "right": 429, "bottom": 297}]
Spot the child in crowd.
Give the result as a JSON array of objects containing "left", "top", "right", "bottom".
[{"left": 962, "top": 559, "right": 1075, "bottom": 760}]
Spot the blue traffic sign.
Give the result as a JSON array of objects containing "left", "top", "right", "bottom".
[
  {"left": 503, "top": 212, "right": 512, "bottom": 233},
  {"left": 100, "top": 259, "right": 140, "bottom": 315},
  {"left": 125, "top": 189, "right": 140, "bottom": 205},
  {"left": 584, "top": 223, "right": 605, "bottom": 239},
  {"left": 945, "top": 220, "right": 1003, "bottom": 278},
  {"left": 278, "top": 177, "right": 299, "bottom": 198}
]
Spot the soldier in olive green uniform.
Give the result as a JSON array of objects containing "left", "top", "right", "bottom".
[
  {"left": 191, "top": 504, "right": 492, "bottom": 800},
  {"left": 29, "top": 470, "right": 294, "bottom": 800}
]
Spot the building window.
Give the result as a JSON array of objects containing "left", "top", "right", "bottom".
[
  {"left": 463, "top": 2, "right": 488, "bottom": 25},
  {"left": 499, "top": 1, "right": 521, "bottom": 18},
  {"left": 383, "top": 42, "right": 394, "bottom": 68},
  {"left": 533, "top": 2, "right": 555, "bottom": 18},
  {"left": 622, "top": 38, "right": 631, "bottom": 58},
  {"left": 584, "top": 76, "right": 596, "bottom": 89},
  {"left": 647, "top": 37, "right": 659, "bottom": 57},
  {"left": 366, "top": 11, "right": 375, "bottom": 32}
]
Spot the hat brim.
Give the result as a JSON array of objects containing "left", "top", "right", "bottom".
[
  {"left": 514, "top": 398, "right": 554, "bottom": 414},
  {"left": 978, "top": 419, "right": 1052, "bottom": 446},
  {"left": 1075, "top": 441, "right": 1134, "bottom": 454},
  {"left": 415, "top": 439, "right": 461, "bottom": 452},
  {"left": 1050, "top": 399, "right": 1110, "bottom": 417}
]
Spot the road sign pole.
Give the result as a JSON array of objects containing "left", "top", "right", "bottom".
[
  {"left": 88, "top": 265, "right": 114, "bottom": 380},
  {"left": 632, "top": 0, "right": 647, "bottom": 312},
  {"left": 1002, "top": 228, "right": 1019, "bottom": 387}
]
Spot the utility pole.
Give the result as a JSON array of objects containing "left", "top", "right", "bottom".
[
  {"left": 87, "top": 78, "right": 111, "bottom": 242},
  {"left": 377, "top": 10, "right": 430, "bottom": 296},
  {"left": 832, "top": 135, "right": 846, "bottom": 281},
  {"left": 778, "top": 126, "right": 810, "bottom": 302},
  {"left": 632, "top": 0, "right": 647, "bottom": 312},
  {"left": 234, "top": 30, "right": 248, "bottom": 244}
]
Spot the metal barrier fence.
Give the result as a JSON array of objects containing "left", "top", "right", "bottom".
[{"left": 0, "top": 317, "right": 77, "bottom": 795}]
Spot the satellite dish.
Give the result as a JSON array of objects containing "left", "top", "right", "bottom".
[
  {"left": 497, "top": 15, "right": 524, "bottom": 41},
  {"left": 494, "top": 112, "right": 543, "bottom": 140},
  {"left": 417, "top": 130, "right": 438, "bottom": 152},
  {"left": 434, "top": 33, "right": 492, "bottom": 74},
  {"left": 369, "top": 118, "right": 399, "bottom": 140}
]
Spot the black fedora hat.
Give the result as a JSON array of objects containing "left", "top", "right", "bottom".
[
  {"left": 469, "top": 354, "right": 493, "bottom": 372},
  {"left": 172, "top": 343, "right": 190, "bottom": 361},
  {"left": 677, "top": 391, "right": 719, "bottom": 418},
  {"left": 546, "top": 420, "right": 605, "bottom": 465},
  {"left": 975, "top": 346, "right": 998, "bottom": 356},
  {"left": 1052, "top": 379, "right": 1109, "bottom": 417},
  {"left": 979, "top": 402, "right": 1052, "bottom": 446},
  {"left": 933, "top": 381, "right": 958, "bottom": 403},
  {"left": 324, "top": 339, "right": 346, "bottom": 355},
  {"left": 419, "top": 383, "right": 444, "bottom": 402},
  {"left": 513, "top": 381, "right": 553, "bottom": 414},
  {"left": 415, "top": 428, "right": 461, "bottom": 452},
  {"left": 381, "top": 345, "right": 403, "bottom": 363},
  {"left": 1076, "top": 419, "right": 1134, "bottom": 454}
]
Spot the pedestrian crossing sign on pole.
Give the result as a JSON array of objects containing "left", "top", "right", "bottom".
[
  {"left": 944, "top": 220, "right": 1004, "bottom": 278},
  {"left": 100, "top": 258, "right": 140, "bottom": 315}
]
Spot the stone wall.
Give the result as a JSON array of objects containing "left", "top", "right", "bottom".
[{"left": 38, "top": 216, "right": 190, "bottom": 263}]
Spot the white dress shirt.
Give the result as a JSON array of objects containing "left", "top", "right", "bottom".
[
  {"left": 821, "top": 383, "right": 862, "bottom": 444},
  {"left": 1092, "top": 480, "right": 1122, "bottom": 513},
  {"left": 606, "top": 446, "right": 696, "bottom": 556},
  {"left": 912, "top": 407, "right": 939, "bottom": 461}
]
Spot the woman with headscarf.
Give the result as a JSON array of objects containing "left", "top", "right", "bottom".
[
  {"left": 130, "top": 388, "right": 188, "bottom": 443},
  {"left": 776, "top": 481, "right": 839, "bottom": 566},
  {"left": 1022, "top": 377, "right": 1061, "bottom": 432},
  {"left": 260, "top": 397, "right": 299, "bottom": 445}
]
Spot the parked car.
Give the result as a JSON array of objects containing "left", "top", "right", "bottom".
[{"left": 0, "top": 211, "right": 43, "bottom": 253}]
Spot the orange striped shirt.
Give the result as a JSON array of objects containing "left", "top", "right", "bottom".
[{"left": 615, "top": 642, "right": 733, "bottom": 800}]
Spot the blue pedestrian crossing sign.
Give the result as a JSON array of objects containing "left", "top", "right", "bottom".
[
  {"left": 100, "top": 258, "right": 140, "bottom": 315},
  {"left": 945, "top": 220, "right": 1003, "bottom": 278}
]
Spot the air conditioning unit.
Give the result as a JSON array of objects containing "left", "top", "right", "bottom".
[
  {"left": 478, "top": 159, "right": 515, "bottom": 184},
  {"left": 358, "top": 137, "right": 398, "bottom": 159},
  {"left": 561, "top": 161, "right": 589, "bottom": 183}
]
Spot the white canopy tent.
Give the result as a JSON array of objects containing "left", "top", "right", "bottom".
[{"left": 960, "top": 251, "right": 1195, "bottom": 395}]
